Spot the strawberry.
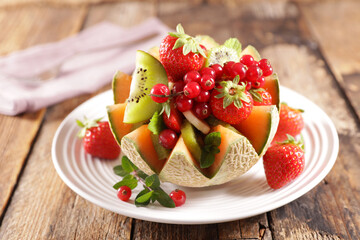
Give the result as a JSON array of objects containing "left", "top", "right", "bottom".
[
  {"left": 263, "top": 135, "right": 305, "bottom": 189},
  {"left": 159, "top": 24, "right": 206, "bottom": 82},
  {"left": 249, "top": 89, "right": 272, "bottom": 106},
  {"left": 162, "top": 102, "right": 183, "bottom": 133},
  {"left": 77, "top": 117, "right": 120, "bottom": 160},
  {"left": 209, "top": 76, "right": 253, "bottom": 124},
  {"left": 273, "top": 103, "right": 304, "bottom": 142}
]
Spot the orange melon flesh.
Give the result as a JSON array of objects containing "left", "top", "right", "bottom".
[
  {"left": 107, "top": 103, "right": 133, "bottom": 146},
  {"left": 122, "top": 125, "right": 164, "bottom": 174},
  {"left": 202, "top": 125, "right": 241, "bottom": 178},
  {"left": 112, "top": 71, "right": 132, "bottom": 104},
  {"left": 233, "top": 106, "right": 274, "bottom": 156},
  {"left": 263, "top": 73, "right": 280, "bottom": 110}
]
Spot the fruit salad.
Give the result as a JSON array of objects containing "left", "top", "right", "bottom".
[{"left": 107, "top": 24, "right": 283, "bottom": 188}]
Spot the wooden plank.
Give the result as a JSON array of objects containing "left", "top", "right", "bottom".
[{"left": 0, "top": 5, "right": 86, "bottom": 220}]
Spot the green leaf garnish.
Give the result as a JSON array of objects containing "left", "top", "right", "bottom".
[
  {"left": 113, "top": 165, "right": 128, "bottom": 177},
  {"left": 154, "top": 189, "right": 176, "bottom": 208},
  {"left": 201, "top": 132, "right": 222, "bottom": 168},
  {"left": 135, "top": 189, "right": 151, "bottom": 207},
  {"left": 148, "top": 111, "right": 165, "bottom": 135},
  {"left": 145, "top": 174, "right": 160, "bottom": 189},
  {"left": 121, "top": 156, "right": 138, "bottom": 173},
  {"left": 136, "top": 190, "right": 154, "bottom": 203},
  {"left": 113, "top": 174, "right": 138, "bottom": 190}
]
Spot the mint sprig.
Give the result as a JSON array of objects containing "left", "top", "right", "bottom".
[
  {"left": 200, "top": 132, "right": 221, "bottom": 168},
  {"left": 148, "top": 111, "right": 166, "bottom": 135},
  {"left": 113, "top": 156, "right": 176, "bottom": 208}
]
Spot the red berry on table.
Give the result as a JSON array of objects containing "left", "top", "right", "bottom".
[
  {"left": 263, "top": 135, "right": 305, "bottom": 189},
  {"left": 209, "top": 78, "right": 253, "bottom": 124},
  {"left": 273, "top": 103, "right": 305, "bottom": 143},
  {"left": 117, "top": 186, "right": 132, "bottom": 202},
  {"left": 240, "top": 54, "right": 255, "bottom": 66},
  {"left": 258, "top": 59, "right": 273, "bottom": 77},
  {"left": 230, "top": 62, "right": 246, "bottom": 80},
  {"left": 200, "top": 75, "right": 215, "bottom": 91},
  {"left": 193, "top": 102, "right": 212, "bottom": 119},
  {"left": 210, "top": 64, "right": 223, "bottom": 80},
  {"left": 159, "top": 129, "right": 178, "bottom": 149},
  {"left": 159, "top": 24, "right": 206, "bottom": 82},
  {"left": 252, "top": 90, "right": 273, "bottom": 106},
  {"left": 200, "top": 67, "right": 216, "bottom": 78},
  {"left": 184, "top": 82, "right": 201, "bottom": 98},
  {"left": 246, "top": 65, "right": 262, "bottom": 82},
  {"left": 77, "top": 118, "right": 120, "bottom": 160},
  {"left": 169, "top": 189, "right": 186, "bottom": 207},
  {"left": 184, "top": 70, "right": 201, "bottom": 84},
  {"left": 163, "top": 103, "right": 183, "bottom": 133},
  {"left": 195, "top": 90, "right": 210, "bottom": 102},
  {"left": 172, "top": 81, "right": 185, "bottom": 94},
  {"left": 223, "top": 61, "right": 235, "bottom": 76},
  {"left": 176, "top": 94, "right": 193, "bottom": 112},
  {"left": 150, "top": 84, "right": 170, "bottom": 103},
  {"left": 252, "top": 76, "right": 265, "bottom": 89}
]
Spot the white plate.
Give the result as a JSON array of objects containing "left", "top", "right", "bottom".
[{"left": 52, "top": 86, "right": 339, "bottom": 224}]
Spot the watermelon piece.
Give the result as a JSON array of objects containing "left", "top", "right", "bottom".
[
  {"left": 121, "top": 125, "right": 165, "bottom": 175},
  {"left": 264, "top": 73, "right": 280, "bottom": 110},
  {"left": 112, "top": 71, "right": 132, "bottom": 104},
  {"left": 233, "top": 105, "right": 279, "bottom": 158}
]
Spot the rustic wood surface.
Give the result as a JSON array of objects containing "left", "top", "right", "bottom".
[{"left": 0, "top": 1, "right": 359, "bottom": 239}]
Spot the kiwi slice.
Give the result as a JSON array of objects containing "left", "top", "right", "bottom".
[
  {"left": 181, "top": 120, "right": 202, "bottom": 163},
  {"left": 204, "top": 38, "right": 242, "bottom": 67},
  {"left": 123, "top": 50, "right": 168, "bottom": 123},
  {"left": 150, "top": 133, "right": 170, "bottom": 161}
]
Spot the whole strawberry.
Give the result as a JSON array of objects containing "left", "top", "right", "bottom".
[
  {"left": 77, "top": 117, "right": 120, "bottom": 160},
  {"left": 249, "top": 89, "right": 272, "bottom": 106},
  {"left": 210, "top": 76, "right": 253, "bottom": 124},
  {"left": 263, "top": 135, "right": 305, "bottom": 189},
  {"left": 159, "top": 24, "right": 206, "bottom": 82},
  {"left": 273, "top": 103, "right": 304, "bottom": 142}
]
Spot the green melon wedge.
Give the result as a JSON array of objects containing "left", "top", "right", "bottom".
[
  {"left": 239, "top": 45, "right": 261, "bottom": 61},
  {"left": 233, "top": 105, "right": 279, "bottom": 158},
  {"left": 123, "top": 50, "right": 168, "bottom": 123}
]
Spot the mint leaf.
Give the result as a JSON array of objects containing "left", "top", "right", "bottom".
[
  {"left": 113, "top": 174, "right": 138, "bottom": 190},
  {"left": 155, "top": 189, "right": 176, "bottom": 208},
  {"left": 137, "top": 170, "right": 148, "bottom": 179},
  {"left": 201, "top": 132, "right": 221, "bottom": 168},
  {"left": 145, "top": 174, "right": 160, "bottom": 189},
  {"left": 136, "top": 190, "right": 153, "bottom": 203},
  {"left": 200, "top": 150, "right": 216, "bottom": 168},
  {"left": 121, "top": 156, "right": 138, "bottom": 173},
  {"left": 148, "top": 111, "right": 165, "bottom": 135},
  {"left": 204, "top": 132, "right": 221, "bottom": 146},
  {"left": 113, "top": 165, "right": 127, "bottom": 177},
  {"left": 224, "top": 38, "right": 242, "bottom": 55},
  {"left": 135, "top": 189, "right": 151, "bottom": 207}
]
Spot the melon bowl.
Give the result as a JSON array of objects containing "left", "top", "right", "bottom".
[{"left": 107, "top": 51, "right": 280, "bottom": 188}]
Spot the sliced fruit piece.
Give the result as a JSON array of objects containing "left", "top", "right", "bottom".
[
  {"left": 232, "top": 105, "right": 279, "bottom": 158},
  {"left": 163, "top": 102, "right": 183, "bottom": 133},
  {"left": 159, "top": 136, "right": 210, "bottom": 187},
  {"left": 263, "top": 73, "right": 281, "bottom": 110},
  {"left": 206, "top": 125, "right": 259, "bottom": 183},
  {"left": 121, "top": 124, "right": 165, "bottom": 175},
  {"left": 150, "top": 133, "right": 170, "bottom": 161},
  {"left": 205, "top": 45, "right": 239, "bottom": 67},
  {"left": 239, "top": 45, "right": 261, "bottom": 61},
  {"left": 148, "top": 46, "right": 160, "bottom": 60},
  {"left": 196, "top": 35, "right": 219, "bottom": 50},
  {"left": 112, "top": 71, "right": 132, "bottom": 104},
  {"left": 181, "top": 119, "right": 202, "bottom": 162},
  {"left": 107, "top": 103, "right": 134, "bottom": 145},
  {"left": 183, "top": 110, "right": 210, "bottom": 134},
  {"left": 206, "top": 115, "right": 240, "bottom": 134},
  {"left": 123, "top": 50, "right": 168, "bottom": 123}
]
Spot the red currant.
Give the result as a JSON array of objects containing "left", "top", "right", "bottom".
[
  {"left": 252, "top": 76, "right": 265, "bottom": 88},
  {"left": 210, "top": 64, "right": 223, "bottom": 80},
  {"left": 240, "top": 54, "right": 255, "bottom": 66},
  {"left": 246, "top": 65, "right": 262, "bottom": 82},
  {"left": 159, "top": 129, "right": 178, "bottom": 149},
  {"left": 169, "top": 189, "right": 186, "bottom": 207},
  {"left": 245, "top": 81, "right": 252, "bottom": 90},
  {"left": 200, "top": 67, "right": 216, "bottom": 78},
  {"left": 183, "top": 71, "right": 201, "bottom": 84},
  {"left": 172, "top": 81, "right": 185, "bottom": 94},
  {"left": 193, "top": 102, "right": 211, "bottom": 119},
  {"left": 150, "top": 84, "right": 170, "bottom": 103},
  {"left": 195, "top": 90, "right": 210, "bottom": 102},
  {"left": 230, "top": 62, "right": 246, "bottom": 80},
  {"left": 223, "top": 61, "right": 235, "bottom": 76},
  {"left": 176, "top": 94, "right": 193, "bottom": 112},
  {"left": 258, "top": 59, "right": 273, "bottom": 77},
  {"left": 184, "top": 82, "right": 201, "bottom": 99},
  {"left": 200, "top": 75, "right": 215, "bottom": 91},
  {"left": 117, "top": 186, "right": 132, "bottom": 202}
]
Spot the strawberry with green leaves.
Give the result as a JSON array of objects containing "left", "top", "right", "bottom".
[
  {"left": 273, "top": 103, "right": 304, "bottom": 142},
  {"left": 159, "top": 24, "right": 207, "bottom": 82},
  {"left": 249, "top": 89, "right": 273, "bottom": 106},
  {"left": 77, "top": 117, "right": 120, "bottom": 160},
  {"left": 263, "top": 135, "right": 305, "bottom": 189},
  {"left": 209, "top": 76, "right": 253, "bottom": 124}
]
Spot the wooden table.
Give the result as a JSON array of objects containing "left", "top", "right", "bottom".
[{"left": 0, "top": 1, "right": 359, "bottom": 239}]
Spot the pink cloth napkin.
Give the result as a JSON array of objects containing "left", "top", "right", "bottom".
[{"left": 0, "top": 18, "right": 172, "bottom": 116}]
